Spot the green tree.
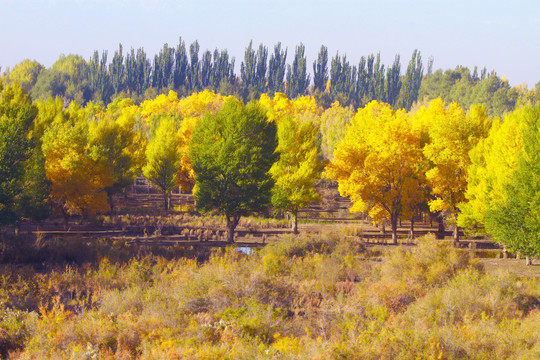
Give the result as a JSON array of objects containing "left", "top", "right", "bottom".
[
  {"left": 399, "top": 50, "right": 423, "bottom": 110},
  {"left": 268, "top": 43, "right": 287, "bottom": 96},
  {"left": 458, "top": 107, "right": 525, "bottom": 233},
  {"left": 0, "top": 84, "right": 40, "bottom": 225},
  {"left": 189, "top": 41, "right": 201, "bottom": 92},
  {"left": 286, "top": 43, "right": 310, "bottom": 99},
  {"left": 485, "top": 104, "right": 540, "bottom": 264},
  {"left": 270, "top": 115, "right": 323, "bottom": 233},
  {"left": 142, "top": 117, "right": 180, "bottom": 211},
  {"left": 190, "top": 98, "right": 278, "bottom": 242},
  {"left": 313, "top": 45, "right": 329, "bottom": 93}
]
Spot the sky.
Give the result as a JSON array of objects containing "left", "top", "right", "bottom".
[{"left": 1, "top": 0, "right": 539, "bottom": 88}]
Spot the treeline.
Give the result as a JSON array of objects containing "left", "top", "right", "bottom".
[
  {"left": 3, "top": 38, "right": 538, "bottom": 115},
  {"left": 2, "top": 79, "right": 540, "bottom": 261}
]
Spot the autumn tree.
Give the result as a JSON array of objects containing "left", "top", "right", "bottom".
[
  {"left": 418, "top": 99, "right": 491, "bottom": 243},
  {"left": 88, "top": 98, "right": 146, "bottom": 211},
  {"left": 270, "top": 115, "right": 323, "bottom": 233},
  {"left": 42, "top": 102, "right": 112, "bottom": 225},
  {"left": 326, "top": 101, "right": 426, "bottom": 244},
  {"left": 142, "top": 117, "right": 180, "bottom": 211},
  {"left": 190, "top": 98, "right": 278, "bottom": 242}
]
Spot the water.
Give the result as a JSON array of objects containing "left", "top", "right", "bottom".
[{"left": 236, "top": 246, "right": 255, "bottom": 255}]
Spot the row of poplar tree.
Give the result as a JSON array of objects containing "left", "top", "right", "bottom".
[
  {"left": 1, "top": 79, "right": 539, "bottom": 261},
  {"left": 3, "top": 38, "right": 425, "bottom": 108}
]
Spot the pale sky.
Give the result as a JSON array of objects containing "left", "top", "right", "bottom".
[{"left": 1, "top": 0, "right": 539, "bottom": 87}]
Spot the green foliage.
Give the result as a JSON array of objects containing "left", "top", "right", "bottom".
[
  {"left": 398, "top": 49, "right": 423, "bottom": 110},
  {"left": 485, "top": 104, "right": 540, "bottom": 258},
  {"left": 313, "top": 45, "right": 329, "bottom": 93},
  {"left": 0, "top": 83, "right": 41, "bottom": 225},
  {"left": 267, "top": 43, "right": 287, "bottom": 96},
  {"left": 270, "top": 115, "right": 323, "bottom": 232},
  {"left": 190, "top": 99, "right": 278, "bottom": 241},
  {"left": 286, "top": 43, "right": 310, "bottom": 99},
  {"left": 459, "top": 107, "right": 526, "bottom": 233},
  {"left": 418, "top": 66, "right": 518, "bottom": 117}
]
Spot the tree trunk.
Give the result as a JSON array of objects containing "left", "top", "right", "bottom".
[
  {"left": 163, "top": 191, "right": 169, "bottom": 211},
  {"left": 292, "top": 210, "right": 298, "bottom": 234},
  {"left": 391, "top": 216, "right": 398, "bottom": 245},
  {"left": 226, "top": 215, "right": 240, "bottom": 243},
  {"left": 107, "top": 191, "right": 115, "bottom": 214},
  {"left": 453, "top": 225, "right": 460, "bottom": 245},
  {"left": 409, "top": 218, "right": 415, "bottom": 240},
  {"left": 526, "top": 256, "right": 532, "bottom": 266},
  {"left": 61, "top": 208, "right": 70, "bottom": 230},
  {"left": 437, "top": 213, "right": 445, "bottom": 239}
]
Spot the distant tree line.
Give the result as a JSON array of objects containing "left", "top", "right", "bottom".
[{"left": 2, "top": 38, "right": 539, "bottom": 115}]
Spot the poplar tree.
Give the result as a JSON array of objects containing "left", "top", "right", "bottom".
[
  {"left": 313, "top": 45, "right": 329, "bottom": 93},
  {"left": 268, "top": 43, "right": 287, "bottom": 96},
  {"left": 286, "top": 43, "right": 310, "bottom": 99},
  {"left": 173, "top": 38, "right": 189, "bottom": 91},
  {"left": 110, "top": 44, "right": 125, "bottom": 95},
  {"left": 189, "top": 41, "right": 201, "bottom": 91},
  {"left": 399, "top": 49, "right": 423, "bottom": 110}
]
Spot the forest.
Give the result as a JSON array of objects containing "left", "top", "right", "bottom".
[{"left": 1, "top": 39, "right": 540, "bottom": 359}]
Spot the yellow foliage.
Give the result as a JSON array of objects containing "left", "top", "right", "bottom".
[
  {"left": 259, "top": 92, "right": 321, "bottom": 124},
  {"left": 326, "top": 101, "right": 426, "bottom": 234},
  {"left": 178, "top": 89, "right": 230, "bottom": 118},
  {"left": 42, "top": 114, "right": 112, "bottom": 217},
  {"left": 418, "top": 99, "right": 491, "bottom": 216}
]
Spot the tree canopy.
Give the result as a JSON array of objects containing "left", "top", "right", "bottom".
[{"left": 190, "top": 99, "right": 278, "bottom": 242}]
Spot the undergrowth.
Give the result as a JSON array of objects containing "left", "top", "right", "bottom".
[{"left": 0, "top": 232, "right": 537, "bottom": 359}]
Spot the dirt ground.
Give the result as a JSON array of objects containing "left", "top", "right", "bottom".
[{"left": 478, "top": 258, "right": 540, "bottom": 278}]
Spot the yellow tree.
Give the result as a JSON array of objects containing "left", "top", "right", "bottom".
[
  {"left": 87, "top": 98, "right": 146, "bottom": 211},
  {"left": 326, "top": 101, "right": 426, "bottom": 244},
  {"left": 142, "top": 117, "right": 181, "bottom": 210},
  {"left": 269, "top": 115, "right": 323, "bottom": 233},
  {"left": 42, "top": 103, "right": 112, "bottom": 226},
  {"left": 418, "top": 99, "right": 491, "bottom": 242}
]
